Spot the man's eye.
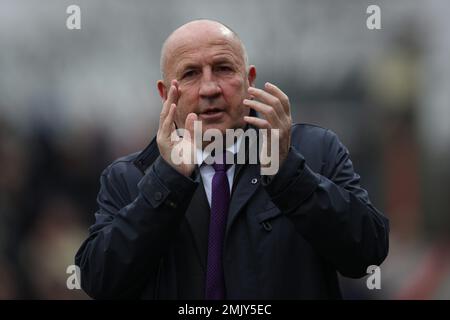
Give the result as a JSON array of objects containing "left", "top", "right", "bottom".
[
  {"left": 182, "top": 70, "right": 197, "bottom": 79},
  {"left": 216, "top": 66, "right": 233, "bottom": 73}
]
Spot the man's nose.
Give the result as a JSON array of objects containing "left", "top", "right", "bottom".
[{"left": 199, "top": 71, "right": 221, "bottom": 99}]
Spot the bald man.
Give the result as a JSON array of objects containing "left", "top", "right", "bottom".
[{"left": 76, "top": 20, "right": 389, "bottom": 299}]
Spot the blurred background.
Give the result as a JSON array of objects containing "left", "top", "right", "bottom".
[{"left": 0, "top": 0, "right": 449, "bottom": 299}]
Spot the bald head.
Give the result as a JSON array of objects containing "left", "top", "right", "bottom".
[{"left": 160, "top": 19, "right": 248, "bottom": 82}]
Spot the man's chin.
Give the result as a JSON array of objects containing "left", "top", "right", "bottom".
[
  {"left": 201, "top": 122, "right": 246, "bottom": 134},
  {"left": 201, "top": 124, "right": 227, "bottom": 135}
]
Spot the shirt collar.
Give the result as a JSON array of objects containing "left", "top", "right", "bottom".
[{"left": 196, "top": 132, "right": 243, "bottom": 166}]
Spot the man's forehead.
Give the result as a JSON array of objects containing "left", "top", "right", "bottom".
[
  {"left": 166, "top": 27, "right": 240, "bottom": 56},
  {"left": 175, "top": 50, "right": 240, "bottom": 72},
  {"left": 165, "top": 34, "right": 243, "bottom": 68},
  {"left": 173, "top": 39, "right": 240, "bottom": 59}
]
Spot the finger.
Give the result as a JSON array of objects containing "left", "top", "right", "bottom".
[
  {"left": 264, "top": 82, "right": 290, "bottom": 114},
  {"left": 184, "top": 112, "right": 198, "bottom": 141},
  {"left": 159, "top": 86, "right": 175, "bottom": 128},
  {"left": 160, "top": 103, "right": 177, "bottom": 138},
  {"left": 165, "top": 79, "right": 179, "bottom": 103},
  {"left": 243, "top": 116, "right": 271, "bottom": 129},
  {"left": 184, "top": 113, "right": 198, "bottom": 163},
  {"left": 160, "top": 81, "right": 179, "bottom": 122},
  {"left": 170, "top": 79, "right": 179, "bottom": 102},
  {"left": 243, "top": 99, "right": 280, "bottom": 125},
  {"left": 248, "top": 86, "right": 285, "bottom": 117}
]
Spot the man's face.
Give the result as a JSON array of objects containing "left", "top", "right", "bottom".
[{"left": 158, "top": 27, "right": 256, "bottom": 135}]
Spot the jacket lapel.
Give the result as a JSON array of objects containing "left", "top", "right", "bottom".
[
  {"left": 184, "top": 167, "right": 210, "bottom": 272},
  {"left": 226, "top": 126, "right": 261, "bottom": 234},
  {"left": 226, "top": 163, "right": 261, "bottom": 235},
  {"left": 134, "top": 140, "right": 210, "bottom": 272}
]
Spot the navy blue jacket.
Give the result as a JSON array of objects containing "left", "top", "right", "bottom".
[{"left": 75, "top": 123, "right": 389, "bottom": 299}]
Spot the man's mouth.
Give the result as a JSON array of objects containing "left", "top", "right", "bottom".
[
  {"left": 199, "top": 108, "right": 225, "bottom": 120},
  {"left": 203, "top": 108, "right": 223, "bottom": 114}
]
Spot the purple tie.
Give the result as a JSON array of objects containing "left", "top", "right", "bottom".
[{"left": 205, "top": 159, "right": 230, "bottom": 300}]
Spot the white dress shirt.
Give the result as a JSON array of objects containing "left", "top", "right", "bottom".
[{"left": 196, "top": 135, "right": 243, "bottom": 207}]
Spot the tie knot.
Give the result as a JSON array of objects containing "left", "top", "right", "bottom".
[
  {"left": 211, "top": 150, "right": 232, "bottom": 172},
  {"left": 212, "top": 163, "right": 229, "bottom": 172}
]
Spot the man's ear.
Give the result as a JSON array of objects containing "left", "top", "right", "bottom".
[
  {"left": 157, "top": 80, "right": 167, "bottom": 101},
  {"left": 247, "top": 65, "right": 256, "bottom": 87}
]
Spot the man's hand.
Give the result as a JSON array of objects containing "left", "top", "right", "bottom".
[
  {"left": 157, "top": 79, "right": 197, "bottom": 177},
  {"left": 243, "top": 82, "right": 292, "bottom": 169}
]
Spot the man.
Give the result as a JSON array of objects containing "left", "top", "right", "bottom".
[{"left": 75, "top": 19, "right": 389, "bottom": 299}]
